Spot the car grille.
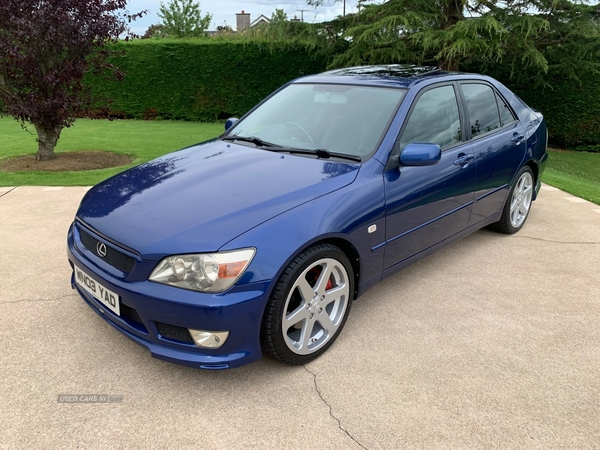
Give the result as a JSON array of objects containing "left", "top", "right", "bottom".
[
  {"left": 155, "top": 322, "right": 195, "bottom": 345},
  {"left": 78, "top": 226, "right": 136, "bottom": 273}
]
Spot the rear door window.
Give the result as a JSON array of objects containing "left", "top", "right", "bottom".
[{"left": 461, "top": 83, "right": 501, "bottom": 138}]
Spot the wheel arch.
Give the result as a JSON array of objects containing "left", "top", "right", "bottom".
[
  {"left": 525, "top": 159, "right": 539, "bottom": 185},
  {"left": 523, "top": 158, "right": 540, "bottom": 200},
  {"left": 280, "top": 236, "right": 361, "bottom": 300},
  {"left": 317, "top": 237, "right": 361, "bottom": 300}
]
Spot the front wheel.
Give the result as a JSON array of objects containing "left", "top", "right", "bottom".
[
  {"left": 490, "top": 166, "right": 534, "bottom": 234},
  {"left": 261, "top": 244, "right": 354, "bottom": 365}
]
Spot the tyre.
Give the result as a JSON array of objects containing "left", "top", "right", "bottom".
[
  {"left": 489, "top": 166, "right": 534, "bottom": 234},
  {"left": 261, "top": 244, "right": 354, "bottom": 365}
]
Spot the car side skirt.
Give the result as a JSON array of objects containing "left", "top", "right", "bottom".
[{"left": 356, "top": 211, "right": 503, "bottom": 298}]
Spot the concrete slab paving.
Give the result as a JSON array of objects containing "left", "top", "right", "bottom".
[{"left": 0, "top": 185, "right": 598, "bottom": 449}]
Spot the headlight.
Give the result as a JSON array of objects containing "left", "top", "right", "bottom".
[{"left": 149, "top": 248, "right": 255, "bottom": 293}]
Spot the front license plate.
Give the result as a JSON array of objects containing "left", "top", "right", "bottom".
[{"left": 74, "top": 265, "right": 120, "bottom": 316}]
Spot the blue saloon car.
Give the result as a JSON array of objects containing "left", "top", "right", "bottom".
[{"left": 67, "top": 65, "right": 548, "bottom": 369}]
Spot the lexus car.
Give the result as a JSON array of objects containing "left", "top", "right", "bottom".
[{"left": 67, "top": 65, "right": 548, "bottom": 369}]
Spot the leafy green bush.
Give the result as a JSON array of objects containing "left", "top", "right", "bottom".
[
  {"left": 509, "top": 71, "right": 600, "bottom": 150},
  {"left": 85, "top": 39, "right": 327, "bottom": 122},
  {"left": 83, "top": 39, "right": 599, "bottom": 149},
  {"left": 573, "top": 144, "right": 600, "bottom": 153}
]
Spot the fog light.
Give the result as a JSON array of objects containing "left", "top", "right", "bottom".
[{"left": 189, "top": 329, "right": 229, "bottom": 349}]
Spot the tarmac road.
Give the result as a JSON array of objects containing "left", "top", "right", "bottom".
[{"left": 0, "top": 184, "right": 599, "bottom": 449}]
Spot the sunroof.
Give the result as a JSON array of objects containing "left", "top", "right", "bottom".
[{"left": 325, "top": 65, "right": 442, "bottom": 78}]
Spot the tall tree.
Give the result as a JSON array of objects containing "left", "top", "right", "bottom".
[
  {"left": 157, "top": 0, "right": 212, "bottom": 38},
  {"left": 0, "top": 0, "right": 143, "bottom": 160},
  {"left": 308, "top": 0, "right": 600, "bottom": 84},
  {"left": 216, "top": 24, "right": 235, "bottom": 34},
  {"left": 142, "top": 24, "right": 166, "bottom": 39},
  {"left": 271, "top": 9, "right": 289, "bottom": 23}
]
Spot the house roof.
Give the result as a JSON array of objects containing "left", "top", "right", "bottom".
[{"left": 250, "top": 14, "right": 271, "bottom": 27}]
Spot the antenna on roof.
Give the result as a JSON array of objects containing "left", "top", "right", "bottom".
[{"left": 296, "top": 8, "right": 309, "bottom": 22}]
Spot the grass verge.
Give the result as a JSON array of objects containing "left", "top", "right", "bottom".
[
  {"left": 0, "top": 116, "right": 223, "bottom": 186},
  {"left": 543, "top": 149, "right": 600, "bottom": 205}
]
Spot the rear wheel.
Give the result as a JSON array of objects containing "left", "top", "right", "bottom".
[
  {"left": 261, "top": 244, "right": 353, "bottom": 365},
  {"left": 490, "top": 166, "right": 534, "bottom": 234}
]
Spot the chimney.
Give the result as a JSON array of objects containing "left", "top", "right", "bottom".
[{"left": 236, "top": 10, "right": 251, "bottom": 32}]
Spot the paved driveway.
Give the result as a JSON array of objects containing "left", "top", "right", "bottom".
[{"left": 1, "top": 185, "right": 599, "bottom": 449}]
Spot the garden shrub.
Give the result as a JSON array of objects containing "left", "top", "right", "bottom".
[
  {"left": 510, "top": 71, "right": 600, "bottom": 150},
  {"left": 85, "top": 39, "right": 328, "bottom": 122},
  {"left": 84, "top": 39, "right": 600, "bottom": 150}
]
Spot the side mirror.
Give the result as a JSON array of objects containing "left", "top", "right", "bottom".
[
  {"left": 225, "top": 118, "right": 239, "bottom": 131},
  {"left": 399, "top": 143, "right": 441, "bottom": 166}
]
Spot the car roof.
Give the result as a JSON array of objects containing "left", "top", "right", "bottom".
[
  {"left": 293, "top": 64, "right": 468, "bottom": 88},
  {"left": 291, "top": 64, "right": 539, "bottom": 127}
]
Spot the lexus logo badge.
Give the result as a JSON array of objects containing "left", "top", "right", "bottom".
[{"left": 97, "top": 242, "right": 107, "bottom": 258}]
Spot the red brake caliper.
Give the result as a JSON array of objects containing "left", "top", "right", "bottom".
[{"left": 308, "top": 267, "right": 333, "bottom": 291}]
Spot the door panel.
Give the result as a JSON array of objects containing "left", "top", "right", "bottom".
[
  {"left": 383, "top": 83, "right": 479, "bottom": 270},
  {"left": 383, "top": 145, "right": 476, "bottom": 269},
  {"left": 458, "top": 83, "right": 527, "bottom": 226},
  {"left": 467, "top": 124, "right": 526, "bottom": 226}
]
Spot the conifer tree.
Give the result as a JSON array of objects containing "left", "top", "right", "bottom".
[{"left": 309, "top": 0, "right": 600, "bottom": 84}]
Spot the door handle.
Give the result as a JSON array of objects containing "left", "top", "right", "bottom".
[
  {"left": 453, "top": 153, "right": 475, "bottom": 167},
  {"left": 511, "top": 133, "right": 525, "bottom": 144}
]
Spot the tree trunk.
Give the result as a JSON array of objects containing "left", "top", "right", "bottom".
[
  {"left": 34, "top": 124, "right": 62, "bottom": 160},
  {"left": 439, "top": 0, "right": 466, "bottom": 72}
]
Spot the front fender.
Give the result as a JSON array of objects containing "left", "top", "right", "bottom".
[{"left": 220, "top": 158, "right": 387, "bottom": 294}]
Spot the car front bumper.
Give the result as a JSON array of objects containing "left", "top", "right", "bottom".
[{"left": 67, "top": 223, "right": 271, "bottom": 370}]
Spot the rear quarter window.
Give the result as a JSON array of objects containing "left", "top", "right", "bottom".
[{"left": 496, "top": 92, "right": 517, "bottom": 126}]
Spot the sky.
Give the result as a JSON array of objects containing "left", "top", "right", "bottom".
[{"left": 125, "top": 0, "right": 362, "bottom": 35}]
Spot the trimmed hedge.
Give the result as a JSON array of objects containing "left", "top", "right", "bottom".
[
  {"left": 85, "top": 39, "right": 328, "bottom": 122},
  {"left": 512, "top": 71, "right": 600, "bottom": 150},
  {"left": 29, "top": 37, "right": 600, "bottom": 150}
]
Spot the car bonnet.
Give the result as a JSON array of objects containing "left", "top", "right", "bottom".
[{"left": 76, "top": 140, "right": 360, "bottom": 260}]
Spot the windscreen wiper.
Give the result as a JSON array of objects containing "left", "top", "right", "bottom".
[
  {"left": 285, "top": 148, "right": 362, "bottom": 162},
  {"left": 222, "top": 136, "right": 361, "bottom": 162},
  {"left": 221, "top": 135, "right": 283, "bottom": 149}
]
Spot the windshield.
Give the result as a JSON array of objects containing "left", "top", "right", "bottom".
[{"left": 226, "top": 83, "right": 406, "bottom": 158}]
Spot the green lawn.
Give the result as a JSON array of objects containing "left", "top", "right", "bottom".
[
  {"left": 0, "top": 116, "right": 223, "bottom": 186},
  {"left": 543, "top": 149, "right": 600, "bottom": 205}
]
